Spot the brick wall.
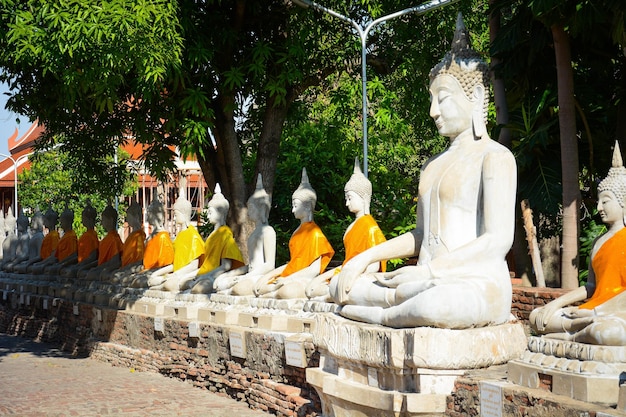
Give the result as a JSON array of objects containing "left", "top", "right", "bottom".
[{"left": 511, "top": 285, "right": 572, "bottom": 324}]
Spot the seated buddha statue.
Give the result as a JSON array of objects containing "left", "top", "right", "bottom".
[
  {"left": 331, "top": 15, "right": 517, "bottom": 329},
  {"left": 59, "top": 202, "right": 100, "bottom": 278},
  {"left": 127, "top": 198, "right": 174, "bottom": 288},
  {"left": 181, "top": 183, "right": 245, "bottom": 294},
  {"left": 232, "top": 168, "right": 334, "bottom": 299},
  {"left": 147, "top": 185, "right": 205, "bottom": 290},
  {"left": 0, "top": 209, "right": 17, "bottom": 266},
  {"left": 212, "top": 174, "right": 276, "bottom": 295},
  {"left": 307, "top": 160, "right": 386, "bottom": 300},
  {"left": 99, "top": 201, "right": 146, "bottom": 282},
  {"left": 529, "top": 142, "right": 626, "bottom": 346},
  {"left": 12, "top": 209, "right": 44, "bottom": 273},
  {"left": 3, "top": 213, "right": 31, "bottom": 272},
  {"left": 29, "top": 207, "right": 78, "bottom": 275},
  {"left": 40, "top": 208, "right": 60, "bottom": 260}
]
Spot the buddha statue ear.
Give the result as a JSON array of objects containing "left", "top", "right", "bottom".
[{"left": 472, "top": 84, "right": 486, "bottom": 139}]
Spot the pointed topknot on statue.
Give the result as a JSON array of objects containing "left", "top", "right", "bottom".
[
  {"left": 344, "top": 158, "right": 372, "bottom": 205},
  {"left": 429, "top": 12, "right": 489, "bottom": 112},
  {"left": 598, "top": 141, "right": 626, "bottom": 206},
  {"left": 292, "top": 167, "right": 317, "bottom": 210},
  {"left": 208, "top": 183, "right": 229, "bottom": 213},
  {"left": 174, "top": 175, "right": 191, "bottom": 213},
  {"left": 249, "top": 173, "right": 271, "bottom": 207}
]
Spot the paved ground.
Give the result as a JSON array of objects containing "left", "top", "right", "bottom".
[{"left": 0, "top": 333, "right": 270, "bottom": 417}]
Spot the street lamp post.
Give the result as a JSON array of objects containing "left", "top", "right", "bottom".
[{"left": 290, "top": 0, "right": 461, "bottom": 176}]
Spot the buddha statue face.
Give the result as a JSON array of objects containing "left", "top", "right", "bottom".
[
  {"left": 345, "top": 191, "right": 365, "bottom": 216},
  {"left": 597, "top": 190, "right": 625, "bottom": 226},
  {"left": 60, "top": 212, "right": 73, "bottom": 231},
  {"left": 147, "top": 203, "right": 165, "bottom": 229},
  {"left": 429, "top": 74, "right": 477, "bottom": 138},
  {"left": 205, "top": 206, "right": 221, "bottom": 225},
  {"left": 292, "top": 198, "right": 311, "bottom": 221}
]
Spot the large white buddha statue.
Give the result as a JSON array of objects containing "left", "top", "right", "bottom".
[
  {"left": 331, "top": 14, "right": 517, "bottom": 329},
  {"left": 529, "top": 142, "right": 626, "bottom": 345},
  {"left": 212, "top": 174, "right": 276, "bottom": 295}
]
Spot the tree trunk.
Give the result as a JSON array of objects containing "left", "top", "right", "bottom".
[
  {"left": 489, "top": 0, "right": 511, "bottom": 148},
  {"left": 552, "top": 23, "right": 580, "bottom": 289}
]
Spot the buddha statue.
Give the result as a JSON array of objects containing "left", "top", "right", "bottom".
[
  {"left": 0, "top": 208, "right": 17, "bottom": 266},
  {"left": 99, "top": 201, "right": 146, "bottom": 282},
  {"left": 529, "top": 142, "right": 626, "bottom": 345},
  {"left": 40, "top": 208, "right": 60, "bottom": 260},
  {"left": 4, "top": 212, "right": 31, "bottom": 272},
  {"left": 331, "top": 14, "right": 517, "bottom": 329},
  {"left": 233, "top": 168, "right": 334, "bottom": 299},
  {"left": 29, "top": 207, "right": 78, "bottom": 275},
  {"left": 147, "top": 184, "right": 204, "bottom": 290},
  {"left": 212, "top": 174, "right": 276, "bottom": 295},
  {"left": 127, "top": 198, "right": 174, "bottom": 288},
  {"left": 79, "top": 205, "right": 122, "bottom": 280},
  {"left": 307, "top": 160, "right": 386, "bottom": 300},
  {"left": 59, "top": 201, "right": 100, "bottom": 278},
  {"left": 182, "top": 183, "right": 245, "bottom": 294},
  {"left": 13, "top": 209, "right": 45, "bottom": 273}
]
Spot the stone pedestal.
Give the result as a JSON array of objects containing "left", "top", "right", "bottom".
[
  {"left": 508, "top": 336, "right": 626, "bottom": 406},
  {"left": 306, "top": 314, "right": 527, "bottom": 417}
]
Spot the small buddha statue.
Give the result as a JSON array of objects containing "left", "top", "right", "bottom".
[
  {"left": 40, "top": 208, "right": 60, "bottom": 260},
  {"left": 307, "top": 159, "right": 386, "bottom": 300},
  {"left": 182, "top": 183, "right": 244, "bottom": 294},
  {"left": 4, "top": 212, "right": 31, "bottom": 272},
  {"left": 99, "top": 201, "right": 146, "bottom": 282},
  {"left": 529, "top": 142, "right": 626, "bottom": 345},
  {"left": 13, "top": 209, "right": 45, "bottom": 273},
  {"left": 332, "top": 14, "right": 517, "bottom": 329},
  {"left": 59, "top": 201, "right": 100, "bottom": 278},
  {"left": 80, "top": 204, "right": 122, "bottom": 280},
  {"left": 212, "top": 174, "right": 276, "bottom": 295},
  {"left": 127, "top": 198, "right": 174, "bottom": 288},
  {"left": 30, "top": 207, "right": 78, "bottom": 274},
  {"left": 232, "top": 168, "right": 334, "bottom": 299},
  {"left": 147, "top": 183, "right": 205, "bottom": 290},
  {"left": 0, "top": 208, "right": 18, "bottom": 267}
]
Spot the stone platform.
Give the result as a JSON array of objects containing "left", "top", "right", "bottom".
[
  {"left": 307, "top": 314, "right": 527, "bottom": 416},
  {"left": 509, "top": 336, "right": 626, "bottom": 406}
]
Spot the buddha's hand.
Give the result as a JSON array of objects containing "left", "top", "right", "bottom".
[
  {"left": 336, "top": 253, "right": 370, "bottom": 304},
  {"left": 375, "top": 265, "right": 431, "bottom": 288},
  {"left": 563, "top": 307, "right": 595, "bottom": 319},
  {"left": 533, "top": 301, "right": 561, "bottom": 332}
]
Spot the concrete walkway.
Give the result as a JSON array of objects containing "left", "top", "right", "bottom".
[{"left": 0, "top": 333, "right": 269, "bottom": 417}]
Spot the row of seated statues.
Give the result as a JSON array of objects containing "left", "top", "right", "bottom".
[{"left": 0, "top": 13, "right": 623, "bottom": 348}]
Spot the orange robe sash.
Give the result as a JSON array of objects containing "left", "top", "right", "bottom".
[
  {"left": 172, "top": 225, "right": 205, "bottom": 272},
  {"left": 580, "top": 227, "right": 626, "bottom": 309},
  {"left": 78, "top": 229, "right": 99, "bottom": 263},
  {"left": 121, "top": 229, "right": 146, "bottom": 267},
  {"left": 343, "top": 214, "right": 386, "bottom": 271},
  {"left": 197, "top": 225, "right": 244, "bottom": 275},
  {"left": 143, "top": 231, "right": 174, "bottom": 270},
  {"left": 40, "top": 230, "right": 60, "bottom": 259},
  {"left": 56, "top": 230, "right": 77, "bottom": 261},
  {"left": 278, "top": 221, "right": 334, "bottom": 279},
  {"left": 97, "top": 231, "right": 123, "bottom": 265}
]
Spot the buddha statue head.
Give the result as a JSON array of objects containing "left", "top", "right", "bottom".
[
  {"left": 60, "top": 205, "right": 74, "bottom": 231},
  {"left": 101, "top": 205, "right": 118, "bottom": 232},
  {"left": 5, "top": 207, "right": 16, "bottom": 234},
  {"left": 43, "top": 207, "right": 59, "bottom": 232},
  {"left": 597, "top": 141, "right": 626, "bottom": 225},
  {"left": 292, "top": 168, "right": 317, "bottom": 218},
  {"left": 173, "top": 177, "right": 192, "bottom": 226},
  {"left": 16, "top": 210, "right": 29, "bottom": 233},
  {"left": 126, "top": 200, "right": 142, "bottom": 230},
  {"left": 30, "top": 208, "right": 44, "bottom": 233},
  {"left": 247, "top": 174, "right": 271, "bottom": 224},
  {"left": 82, "top": 200, "right": 97, "bottom": 229},
  {"left": 429, "top": 13, "right": 490, "bottom": 138},
  {"left": 207, "top": 183, "right": 229, "bottom": 224},
  {"left": 147, "top": 198, "right": 166, "bottom": 231},
  {"left": 344, "top": 158, "right": 371, "bottom": 216}
]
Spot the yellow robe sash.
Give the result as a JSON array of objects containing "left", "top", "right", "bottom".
[
  {"left": 197, "top": 225, "right": 244, "bottom": 275},
  {"left": 172, "top": 225, "right": 205, "bottom": 272}
]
